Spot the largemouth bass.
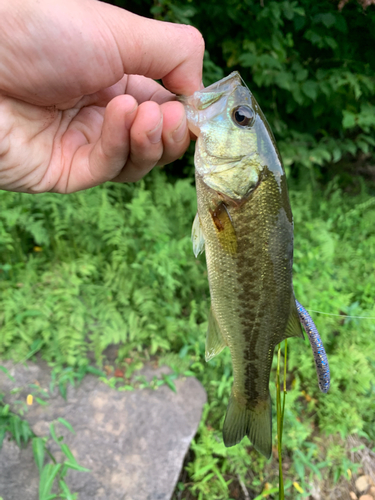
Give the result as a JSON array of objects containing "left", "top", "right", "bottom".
[{"left": 182, "top": 72, "right": 330, "bottom": 459}]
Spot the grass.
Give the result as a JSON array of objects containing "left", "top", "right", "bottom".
[{"left": 0, "top": 169, "right": 374, "bottom": 498}]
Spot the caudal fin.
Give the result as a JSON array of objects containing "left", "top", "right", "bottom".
[{"left": 222, "top": 393, "right": 272, "bottom": 459}]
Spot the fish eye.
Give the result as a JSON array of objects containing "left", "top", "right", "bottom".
[{"left": 232, "top": 105, "right": 254, "bottom": 127}]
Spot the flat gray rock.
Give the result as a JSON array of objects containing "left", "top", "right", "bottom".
[{"left": 0, "top": 360, "right": 206, "bottom": 500}]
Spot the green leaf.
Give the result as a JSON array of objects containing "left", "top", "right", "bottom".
[
  {"left": 63, "top": 462, "right": 90, "bottom": 473},
  {"left": 24, "top": 339, "right": 44, "bottom": 361},
  {"left": 21, "top": 419, "right": 32, "bottom": 443},
  {"left": 59, "top": 480, "right": 77, "bottom": 500},
  {"left": 0, "top": 366, "right": 15, "bottom": 382},
  {"left": 10, "top": 416, "right": 22, "bottom": 446},
  {"left": 60, "top": 443, "right": 77, "bottom": 464},
  {"left": 39, "top": 463, "right": 62, "bottom": 500},
  {"left": 162, "top": 374, "right": 177, "bottom": 393},
  {"left": 1, "top": 404, "right": 10, "bottom": 416},
  {"left": 302, "top": 81, "right": 318, "bottom": 101},
  {"left": 238, "top": 52, "right": 257, "bottom": 68},
  {"left": 49, "top": 423, "right": 59, "bottom": 444},
  {"left": 318, "top": 13, "right": 336, "bottom": 28},
  {"left": 57, "top": 418, "right": 75, "bottom": 434},
  {"left": 32, "top": 437, "right": 45, "bottom": 474},
  {"left": 84, "top": 366, "right": 106, "bottom": 377},
  {"left": 296, "top": 68, "right": 308, "bottom": 82},
  {"left": 35, "top": 397, "right": 49, "bottom": 406}
]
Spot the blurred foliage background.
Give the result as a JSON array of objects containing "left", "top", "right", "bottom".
[{"left": 1, "top": 0, "right": 375, "bottom": 499}]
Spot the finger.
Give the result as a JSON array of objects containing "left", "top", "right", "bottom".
[
  {"left": 125, "top": 76, "right": 175, "bottom": 105},
  {"left": 103, "top": 7, "right": 205, "bottom": 95},
  {"left": 61, "top": 94, "right": 137, "bottom": 193},
  {"left": 113, "top": 101, "right": 190, "bottom": 183},
  {"left": 59, "top": 76, "right": 174, "bottom": 111},
  {"left": 113, "top": 101, "right": 164, "bottom": 183},
  {"left": 157, "top": 101, "right": 190, "bottom": 166}
]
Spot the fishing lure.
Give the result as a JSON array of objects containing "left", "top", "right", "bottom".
[{"left": 296, "top": 300, "right": 330, "bottom": 393}]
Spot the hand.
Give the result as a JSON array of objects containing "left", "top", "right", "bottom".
[{"left": 0, "top": 0, "right": 204, "bottom": 193}]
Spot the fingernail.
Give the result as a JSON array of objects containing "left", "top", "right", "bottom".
[
  {"left": 172, "top": 119, "right": 187, "bottom": 143},
  {"left": 147, "top": 117, "right": 163, "bottom": 144},
  {"left": 124, "top": 101, "right": 138, "bottom": 130},
  {"left": 125, "top": 101, "right": 137, "bottom": 116}
]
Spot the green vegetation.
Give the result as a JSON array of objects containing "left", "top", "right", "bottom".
[
  {"left": 0, "top": 367, "right": 89, "bottom": 499},
  {"left": 1, "top": 171, "right": 375, "bottom": 497},
  {"left": 1, "top": 0, "right": 375, "bottom": 498}
]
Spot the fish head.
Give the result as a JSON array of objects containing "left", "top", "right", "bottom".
[{"left": 182, "top": 72, "right": 284, "bottom": 200}]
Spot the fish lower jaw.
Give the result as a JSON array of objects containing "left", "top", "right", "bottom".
[{"left": 197, "top": 162, "right": 260, "bottom": 201}]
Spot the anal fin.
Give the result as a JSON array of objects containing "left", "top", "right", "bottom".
[{"left": 205, "top": 307, "right": 227, "bottom": 361}]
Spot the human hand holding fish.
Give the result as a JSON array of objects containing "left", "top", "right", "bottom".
[
  {"left": 0, "top": 0, "right": 204, "bottom": 193},
  {"left": 181, "top": 72, "right": 330, "bottom": 458}
]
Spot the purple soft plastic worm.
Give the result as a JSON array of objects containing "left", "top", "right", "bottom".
[{"left": 296, "top": 299, "right": 330, "bottom": 393}]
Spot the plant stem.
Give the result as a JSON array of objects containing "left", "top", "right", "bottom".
[{"left": 276, "top": 340, "right": 287, "bottom": 500}]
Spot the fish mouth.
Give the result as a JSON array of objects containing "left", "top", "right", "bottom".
[
  {"left": 202, "top": 71, "right": 243, "bottom": 94},
  {"left": 178, "top": 72, "right": 246, "bottom": 128},
  {"left": 177, "top": 72, "right": 243, "bottom": 102}
]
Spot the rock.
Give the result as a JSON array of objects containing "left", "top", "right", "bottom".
[
  {"left": 356, "top": 476, "right": 372, "bottom": 494},
  {"left": 0, "top": 360, "right": 207, "bottom": 500},
  {"left": 0, "top": 438, "right": 39, "bottom": 500}
]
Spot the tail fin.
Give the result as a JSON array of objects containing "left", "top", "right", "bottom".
[{"left": 222, "top": 393, "right": 272, "bottom": 459}]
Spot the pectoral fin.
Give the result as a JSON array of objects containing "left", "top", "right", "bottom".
[
  {"left": 205, "top": 307, "right": 227, "bottom": 361},
  {"left": 274, "top": 294, "right": 304, "bottom": 344},
  {"left": 192, "top": 212, "right": 205, "bottom": 258},
  {"left": 210, "top": 203, "right": 237, "bottom": 255},
  {"left": 286, "top": 295, "right": 305, "bottom": 340}
]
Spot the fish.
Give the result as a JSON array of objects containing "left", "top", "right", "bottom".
[{"left": 182, "top": 72, "right": 329, "bottom": 459}]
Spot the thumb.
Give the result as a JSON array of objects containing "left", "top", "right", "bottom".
[{"left": 95, "top": 3, "right": 205, "bottom": 95}]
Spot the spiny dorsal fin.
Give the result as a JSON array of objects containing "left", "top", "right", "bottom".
[
  {"left": 205, "top": 307, "right": 227, "bottom": 361},
  {"left": 191, "top": 212, "right": 205, "bottom": 258}
]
